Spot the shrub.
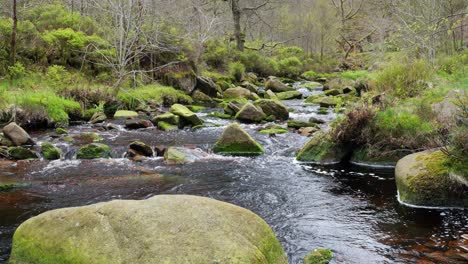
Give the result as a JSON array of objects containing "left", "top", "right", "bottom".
[
  {"left": 301, "top": 70, "right": 319, "bottom": 80},
  {"left": 46, "top": 65, "right": 71, "bottom": 88},
  {"left": 8, "top": 62, "right": 27, "bottom": 80},
  {"left": 118, "top": 84, "right": 193, "bottom": 109},
  {"left": 228, "top": 62, "right": 246, "bottom": 82},
  {"left": 203, "top": 40, "right": 230, "bottom": 69},
  {"left": 339, "top": 70, "right": 371, "bottom": 81},
  {"left": 375, "top": 59, "right": 433, "bottom": 97},
  {"left": 278, "top": 57, "right": 303, "bottom": 78}
]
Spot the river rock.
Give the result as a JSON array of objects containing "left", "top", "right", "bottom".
[
  {"left": 125, "top": 118, "right": 152, "bottom": 130},
  {"left": 265, "top": 77, "right": 294, "bottom": 93},
  {"left": 0, "top": 134, "right": 14, "bottom": 147},
  {"left": 41, "top": 142, "right": 61, "bottom": 160},
  {"left": 298, "top": 127, "right": 319, "bottom": 137},
  {"left": 240, "top": 81, "right": 259, "bottom": 93},
  {"left": 395, "top": 150, "right": 468, "bottom": 207},
  {"left": 296, "top": 132, "right": 350, "bottom": 164},
  {"left": 9, "top": 195, "right": 287, "bottom": 264},
  {"left": 151, "top": 112, "right": 180, "bottom": 127},
  {"left": 170, "top": 104, "right": 203, "bottom": 127},
  {"left": 76, "top": 143, "right": 112, "bottom": 159},
  {"left": 324, "top": 89, "right": 342, "bottom": 96},
  {"left": 158, "top": 121, "right": 178, "bottom": 131},
  {"left": 264, "top": 90, "right": 278, "bottom": 100},
  {"left": 2, "top": 122, "right": 35, "bottom": 146},
  {"left": 164, "top": 71, "right": 197, "bottom": 94},
  {"left": 8, "top": 147, "right": 37, "bottom": 160},
  {"left": 89, "top": 112, "right": 107, "bottom": 124},
  {"left": 313, "top": 97, "right": 338, "bottom": 108},
  {"left": 223, "top": 100, "right": 245, "bottom": 116},
  {"left": 304, "top": 248, "right": 333, "bottom": 264},
  {"left": 235, "top": 103, "right": 266, "bottom": 123},
  {"left": 214, "top": 123, "right": 264, "bottom": 156},
  {"left": 276, "top": 91, "right": 303, "bottom": 100},
  {"left": 114, "top": 110, "right": 139, "bottom": 119},
  {"left": 164, "top": 147, "right": 208, "bottom": 165},
  {"left": 287, "top": 120, "right": 318, "bottom": 129},
  {"left": 224, "top": 87, "right": 259, "bottom": 101},
  {"left": 254, "top": 99, "right": 289, "bottom": 121},
  {"left": 129, "top": 141, "right": 153, "bottom": 157},
  {"left": 309, "top": 117, "right": 326, "bottom": 124},
  {"left": 192, "top": 90, "right": 213, "bottom": 103},
  {"left": 195, "top": 76, "right": 221, "bottom": 97}
]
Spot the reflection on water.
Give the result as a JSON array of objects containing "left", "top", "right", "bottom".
[{"left": 1, "top": 85, "right": 467, "bottom": 263}]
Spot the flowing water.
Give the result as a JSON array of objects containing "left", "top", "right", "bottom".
[{"left": 0, "top": 83, "right": 467, "bottom": 263}]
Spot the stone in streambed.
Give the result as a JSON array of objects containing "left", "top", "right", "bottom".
[
  {"left": 128, "top": 141, "right": 153, "bottom": 157},
  {"left": 76, "top": 143, "right": 111, "bottom": 159},
  {"left": 2, "top": 122, "right": 35, "bottom": 146},
  {"left": 304, "top": 248, "right": 333, "bottom": 264},
  {"left": 235, "top": 103, "right": 266, "bottom": 123},
  {"left": 8, "top": 147, "right": 38, "bottom": 160},
  {"left": 214, "top": 123, "right": 264, "bottom": 156},
  {"left": 296, "top": 132, "right": 350, "bottom": 164},
  {"left": 114, "top": 110, "right": 139, "bottom": 119},
  {"left": 41, "top": 142, "right": 61, "bottom": 160},
  {"left": 164, "top": 147, "right": 208, "bottom": 165},
  {"left": 158, "top": 121, "right": 178, "bottom": 131},
  {"left": 125, "top": 119, "right": 152, "bottom": 130},
  {"left": 254, "top": 99, "right": 289, "bottom": 121},
  {"left": 287, "top": 120, "right": 318, "bottom": 129},
  {"left": 170, "top": 104, "right": 203, "bottom": 127},
  {"left": 151, "top": 112, "right": 180, "bottom": 127},
  {"left": 9, "top": 195, "right": 287, "bottom": 264},
  {"left": 89, "top": 112, "right": 107, "bottom": 124},
  {"left": 224, "top": 87, "right": 259, "bottom": 101},
  {"left": 276, "top": 91, "right": 302, "bottom": 100},
  {"left": 265, "top": 77, "right": 294, "bottom": 93},
  {"left": 195, "top": 75, "right": 221, "bottom": 97}
]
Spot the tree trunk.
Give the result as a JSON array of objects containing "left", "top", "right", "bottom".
[
  {"left": 231, "top": 0, "right": 244, "bottom": 51},
  {"left": 10, "top": 0, "right": 17, "bottom": 65}
]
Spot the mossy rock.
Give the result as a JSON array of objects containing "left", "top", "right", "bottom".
[
  {"left": 276, "top": 91, "right": 302, "bottom": 100},
  {"left": 395, "top": 150, "right": 468, "bottom": 207},
  {"left": 303, "top": 248, "right": 333, "bottom": 264},
  {"left": 114, "top": 110, "right": 139, "bottom": 119},
  {"left": 163, "top": 70, "right": 197, "bottom": 94},
  {"left": 303, "top": 82, "right": 322, "bottom": 90},
  {"left": 214, "top": 123, "right": 264, "bottom": 156},
  {"left": 265, "top": 78, "right": 294, "bottom": 93},
  {"left": 296, "top": 133, "right": 350, "bottom": 164},
  {"left": 158, "top": 121, "right": 178, "bottom": 131},
  {"left": 308, "top": 97, "right": 338, "bottom": 108},
  {"left": 324, "top": 89, "right": 342, "bottom": 96},
  {"left": 151, "top": 113, "right": 180, "bottom": 126},
  {"left": 128, "top": 141, "right": 153, "bottom": 157},
  {"left": 76, "top": 143, "right": 111, "bottom": 159},
  {"left": 0, "top": 134, "right": 14, "bottom": 147},
  {"left": 9, "top": 195, "right": 287, "bottom": 264},
  {"left": 192, "top": 90, "right": 213, "bottom": 103},
  {"left": 207, "top": 112, "right": 232, "bottom": 119},
  {"left": 41, "top": 142, "right": 61, "bottom": 160},
  {"left": 8, "top": 147, "right": 37, "bottom": 160},
  {"left": 75, "top": 133, "right": 101, "bottom": 143},
  {"left": 264, "top": 90, "right": 278, "bottom": 100},
  {"left": 235, "top": 103, "right": 267, "bottom": 123},
  {"left": 259, "top": 126, "right": 288, "bottom": 135},
  {"left": 164, "top": 147, "right": 208, "bottom": 165},
  {"left": 254, "top": 99, "right": 289, "bottom": 121},
  {"left": 54, "top": 128, "right": 68, "bottom": 135},
  {"left": 187, "top": 105, "right": 206, "bottom": 112},
  {"left": 170, "top": 104, "right": 203, "bottom": 127},
  {"left": 287, "top": 120, "right": 318, "bottom": 129},
  {"left": 224, "top": 87, "right": 259, "bottom": 101},
  {"left": 351, "top": 147, "right": 408, "bottom": 167}
]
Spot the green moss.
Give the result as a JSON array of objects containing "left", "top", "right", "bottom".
[
  {"left": 158, "top": 121, "right": 178, "bottom": 131},
  {"left": 113, "top": 110, "right": 138, "bottom": 119},
  {"left": 187, "top": 105, "right": 206, "bottom": 112},
  {"left": 76, "top": 133, "right": 101, "bottom": 142},
  {"left": 152, "top": 113, "right": 180, "bottom": 126},
  {"left": 276, "top": 91, "right": 302, "bottom": 100},
  {"left": 287, "top": 120, "right": 317, "bottom": 129},
  {"left": 296, "top": 133, "right": 349, "bottom": 164},
  {"left": 207, "top": 112, "right": 232, "bottom": 119},
  {"left": 8, "top": 147, "right": 37, "bottom": 160},
  {"left": 259, "top": 127, "right": 288, "bottom": 134},
  {"left": 63, "top": 136, "right": 75, "bottom": 143},
  {"left": 303, "top": 248, "right": 333, "bottom": 264},
  {"left": 41, "top": 142, "right": 61, "bottom": 160},
  {"left": 55, "top": 128, "right": 68, "bottom": 134},
  {"left": 213, "top": 142, "right": 263, "bottom": 156},
  {"left": 170, "top": 104, "right": 203, "bottom": 126},
  {"left": 117, "top": 85, "right": 193, "bottom": 109},
  {"left": 76, "top": 143, "right": 111, "bottom": 159}
]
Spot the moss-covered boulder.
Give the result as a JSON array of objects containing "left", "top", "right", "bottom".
[
  {"left": 308, "top": 96, "right": 338, "bottom": 108},
  {"left": 265, "top": 77, "right": 294, "bottom": 93},
  {"left": 158, "top": 121, "right": 178, "bottom": 131},
  {"left": 264, "top": 90, "right": 278, "bottom": 100},
  {"left": 235, "top": 103, "right": 267, "bottom": 123},
  {"left": 324, "top": 89, "right": 342, "bottom": 96},
  {"left": 151, "top": 112, "right": 180, "bottom": 127},
  {"left": 192, "top": 90, "right": 213, "bottom": 103},
  {"left": 76, "top": 143, "right": 111, "bottom": 159},
  {"left": 8, "top": 147, "right": 38, "bottom": 160},
  {"left": 89, "top": 112, "right": 107, "bottom": 124},
  {"left": 0, "top": 134, "right": 14, "bottom": 147},
  {"left": 164, "top": 147, "right": 208, "bottom": 165},
  {"left": 240, "top": 81, "right": 259, "bottom": 93},
  {"left": 195, "top": 75, "right": 222, "bottom": 97},
  {"left": 9, "top": 195, "right": 287, "bottom": 264},
  {"left": 114, "top": 110, "right": 139, "bottom": 119},
  {"left": 259, "top": 126, "right": 288, "bottom": 135},
  {"left": 223, "top": 99, "right": 247, "bottom": 116},
  {"left": 303, "top": 248, "right": 333, "bottom": 264},
  {"left": 54, "top": 128, "right": 68, "bottom": 135},
  {"left": 41, "top": 142, "right": 61, "bottom": 160},
  {"left": 224, "top": 87, "right": 259, "bottom": 101},
  {"left": 276, "top": 91, "right": 302, "bottom": 100},
  {"left": 296, "top": 133, "right": 350, "bottom": 164},
  {"left": 254, "top": 100, "right": 289, "bottom": 121},
  {"left": 351, "top": 147, "right": 408, "bottom": 167},
  {"left": 124, "top": 119, "right": 152, "bottom": 130},
  {"left": 2, "top": 122, "right": 35, "bottom": 146},
  {"left": 170, "top": 104, "right": 203, "bottom": 127},
  {"left": 214, "top": 123, "right": 264, "bottom": 156},
  {"left": 395, "top": 150, "right": 468, "bottom": 207},
  {"left": 129, "top": 141, "right": 153, "bottom": 157},
  {"left": 163, "top": 70, "right": 197, "bottom": 94},
  {"left": 287, "top": 120, "right": 318, "bottom": 129}
]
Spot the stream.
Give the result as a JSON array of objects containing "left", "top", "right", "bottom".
[{"left": 0, "top": 83, "right": 467, "bottom": 263}]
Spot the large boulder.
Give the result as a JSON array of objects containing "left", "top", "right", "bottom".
[
  {"left": 195, "top": 76, "right": 222, "bottom": 97},
  {"left": 296, "top": 132, "right": 350, "bottom": 164},
  {"left": 164, "top": 147, "right": 208, "bottom": 165},
  {"left": 223, "top": 100, "right": 245, "bottom": 116},
  {"left": 395, "top": 150, "right": 468, "bottom": 207},
  {"left": 254, "top": 99, "right": 289, "bottom": 121},
  {"left": 151, "top": 112, "right": 180, "bottom": 127},
  {"left": 192, "top": 90, "right": 213, "bottom": 103},
  {"left": 265, "top": 77, "right": 294, "bottom": 93},
  {"left": 235, "top": 103, "right": 267, "bottom": 123},
  {"left": 432, "top": 89, "right": 467, "bottom": 127},
  {"left": 9, "top": 195, "right": 287, "bottom": 264},
  {"left": 2, "top": 122, "right": 34, "bottom": 146},
  {"left": 214, "top": 123, "right": 264, "bottom": 156},
  {"left": 170, "top": 104, "right": 203, "bottom": 127},
  {"left": 240, "top": 81, "right": 259, "bottom": 93},
  {"left": 224, "top": 87, "right": 259, "bottom": 101},
  {"left": 129, "top": 141, "right": 153, "bottom": 157},
  {"left": 164, "top": 71, "right": 197, "bottom": 94},
  {"left": 76, "top": 143, "right": 112, "bottom": 159}
]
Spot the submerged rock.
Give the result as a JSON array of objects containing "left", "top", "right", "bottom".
[
  {"left": 214, "top": 123, "right": 264, "bottom": 156},
  {"left": 395, "top": 150, "right": 468, "bottom": 207},
  {"left": 8, "top": 147, "right": 37, "bottom": 160},
  {"left": 254, "top": 99, "right": 289, "bottom": 121},
  {"left": 170, "top": 104, "right": 204, "bottom": 127},
  {"left": 296, "top": 132, "right": 350, "bottom": 164},
  {"left": 9, "top": 195, "right": 287, "bottom": 264},
  {"left": 164, "top": 147, "right": 208, "bottom": 165},
  {"left": 304, "top": 248, "right": 333, "bottom": 264},
  {"left": 41, "top": 142, "right": 61, "bottom": 160},
  {"left": 265, "top": 77, "right": 294, "bottom": 93},
  {"left": 2, "top": 122, "right": 35, "bottom": 146},
  {"left": 235, "top": 103, "right": 266, "bottom": 123},
  {"left": 125, "top": 118, "right": 152, "bottom": 130},
  {"left": 76, "top": 143, "right": 111, "bottom": 159}
]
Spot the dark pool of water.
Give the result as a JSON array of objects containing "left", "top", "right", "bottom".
[{"left": 1, "top": 92, "right": 467, "bottom": 263}]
